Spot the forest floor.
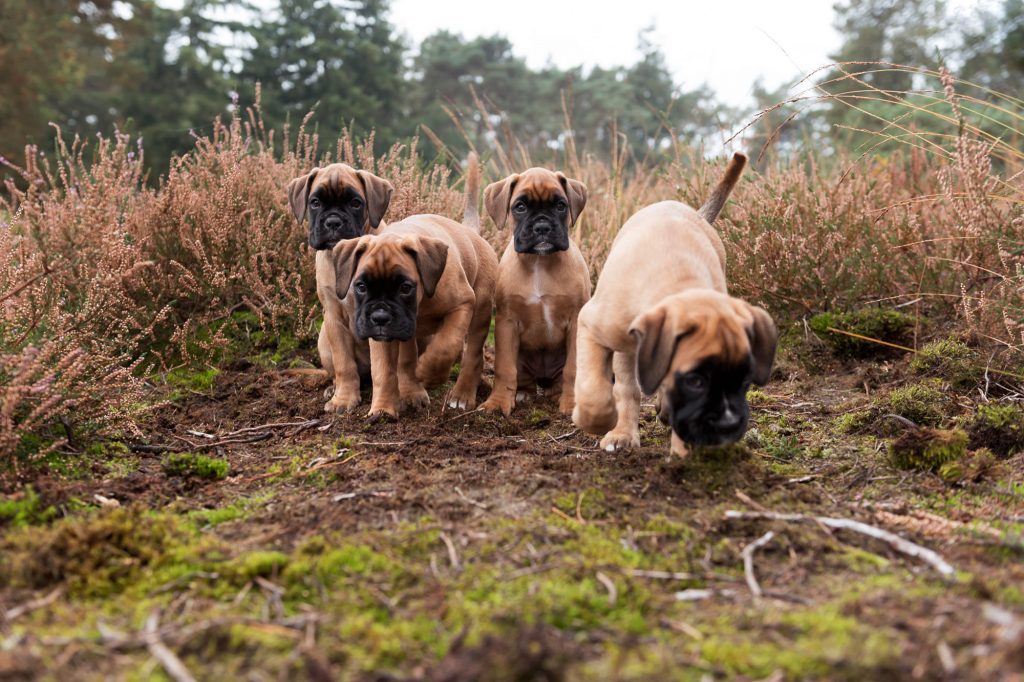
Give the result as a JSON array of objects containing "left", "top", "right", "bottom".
[{"left": 2, "top": 323, "right": 1024, "bottom": 681}]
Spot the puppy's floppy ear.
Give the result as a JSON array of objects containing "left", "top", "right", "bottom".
[
  {"left": 746, "top": 304, "right": 778, "bottom": 386},
  {"left": 287, "top": 168, "right": 320, "bottom": 224},
  {"left": 483, "top": 174, "right": 519, "bottom": 229},
  {"left": 629, "top": 307, "right": 695, "bottom": 395},
  {"left": 403, "top": 236, "right": 449, "bottom": 298},
  {"left": 356, "top": 170, "right": 394, "bottom": 229},
  {"left": 332, "top": 236, "right": 369, "bottom": 298},
  {"left": 556, "top": 172, "right": 587, "bottom": 226}
]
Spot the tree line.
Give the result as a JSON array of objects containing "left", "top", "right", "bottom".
[{"left": 1, "top": 0, "right": 1021, "bottom": 176}]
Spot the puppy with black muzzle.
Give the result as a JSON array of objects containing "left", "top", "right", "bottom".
[
  {"left": 479, "top": 168, "right": 590, "bottom": 415},
  {"left": 572, "top": 153, "right": 778, "bottom": 457},
  {"left": 287, "top": 163, "right": 393, "bottom": 413},
  {"left": 331, "top": 156, "right": 498, "bottom": 419}
]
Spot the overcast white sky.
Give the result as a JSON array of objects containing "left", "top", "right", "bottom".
[{"left": 390, "top": 0, "right": 841, "bottom": 107}]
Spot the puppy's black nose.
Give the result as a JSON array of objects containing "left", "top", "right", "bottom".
[
  {"left": 533, "top": 221, "right": 552, "bottom": 235},
  {"left": 370, "top": 309, "right": 392, "bottom": 326},
  {"left": 324, "top": 215, "right": 343, "bottom": 230}
]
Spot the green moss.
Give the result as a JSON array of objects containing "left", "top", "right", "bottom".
[
  {"left": 834, "top": 410, "right": 873, "bottom": 434},
  {"left": 189, "top": 492, "right": 273, "bottom": 527},
  {"left": 881, "top": 379, "right": 948, "bottom": 426},
  {"left": 746, "top": 388, "right": 771, "bottom": 406},
  {"left": 0, "top": 486, "right": 57, "bottom": 527},
  {"left": 229, "top": 550, "right": 290, "bottom": 581},
  {"left": 910, "top": 338, "right": 981, "bottom": 388},
  {"left": 967, "top": 403, "right": 1024, "bottom": 457},
  {"left": 163, "top": 452, "right": 229, "bottom": 480},
  {"left": 0, "top": 508, "right": 199, "bottom": 596},
  {"left": 888, "top": 428, "right": 968, "bottom": 471},
  {"left": 809, "top": 308, "right": 913, "bottom": 357},
  {"left": 697, "top": 605, "right": 900, "bottom": 679},
  {"left": 163, "top": 366, "right": 220, "bottom": 401}
]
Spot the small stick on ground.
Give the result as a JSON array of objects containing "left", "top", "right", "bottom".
[
  {"left": 575, "top": 491, "right": 587, "bottom": 524},
  {"left": 3, "top": 586, "right": 65, "bottom": 622},
  {"left": 440, "top": 532, "right": 461, "bottom": 571},
  {"left": 144, "top": 610, "right": 196, "bottom": 682},
  {"left": 725, "top": 510, "right": 956, "bottom": 579},
  {"left": 741, "top": 531, "right": 776, "bottom": 599},
  {"left": 596, "top": 571, "right": 617, "bottom": 606}
]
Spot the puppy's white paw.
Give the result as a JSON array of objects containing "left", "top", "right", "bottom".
[
  {"left": 515, "top": 390, "right": 528, "bottom": 404},
  {"left": 600, "top": 431, "right": 640, "bottom": 452}
]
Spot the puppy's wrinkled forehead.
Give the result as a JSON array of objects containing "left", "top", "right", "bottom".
[
  {"left": 311, "top": 163, "right": 362, "bottom": 197},
  {"left": 512, "top": 168, "right": 565, "bottom": 203},
  {"left": 672, "top": 302, "right": 754, "bottom": 374},
  {"left": 357, "top": 237, "right": 416, "bottom": 279}
]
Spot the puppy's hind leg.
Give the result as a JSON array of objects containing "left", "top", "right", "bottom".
[
  {"left": 572, "top": 323, "right": 617, "bottom": 435},
  {"left": 599, "top": 351, "right": 642, "bottom": 452}
]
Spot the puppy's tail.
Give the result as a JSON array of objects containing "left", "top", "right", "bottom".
[
  {"left": 698, "top": 152, "right": 747, "bottom": 223},
  {"left": 462, "top": 152, "right": 481, "bottom": 232}
]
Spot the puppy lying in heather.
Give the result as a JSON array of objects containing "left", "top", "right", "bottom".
[
  {"left": 572, "top": 153, "right": 778, "bottom": 457},
  {"left": 330, "top": 156, "right": 498, "bottom": 419},
  {"left": 480, "top": 168, "right": 590, "bottom": 415}
]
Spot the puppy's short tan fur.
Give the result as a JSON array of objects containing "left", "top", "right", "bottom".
[
  {"left": 480, "top": 168, "right": 591, "bottom": 415},
  {"left": 572, "top": 153, "right": 777, "bottom": 456},
  {"left": 287, "top": 163, "right": 393, "bottom": 413},
  {"left": 332, "top": 167, "right": 497, "bottom": 419}
]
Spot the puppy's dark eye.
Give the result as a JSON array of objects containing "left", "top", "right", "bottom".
[
  {"left": 555, "top": 201, "right": 568, "bottom": 213},
  {"left": 399, "top": 281, "right": 415, "bottom": 295},
  {"left": 512, "top": 202, "right": 527, "bottom": 214},
  {"left": 353, "top": 281, "right": 367, "bottom": 295},
  {"left": 683, "top": 374, "right": 707, "bottom": 391},
  {"left": 309, "top": 197, "right": 321, "bottom": 209},
  {"left": 350, "top": 198, "right": 363, "bottom": 209}
]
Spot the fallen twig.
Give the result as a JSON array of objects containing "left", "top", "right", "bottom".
[
  {"left": 3, "top": 586, "right": 64, "bottom": 622},
  {"left": 144, "top": 610, "right": 196, "bottom": 682},
  {"left": 741, "top": 531, "right": 776, "bottom": 599},
  {"left": 440, "top": 532, "right": 462, "bottom": 571},
  {"left": 724, "top": 510, "right": 956, "bottom": 579},
  {"left": 596, "top": 571, "right": 617, "bottom": 606}
]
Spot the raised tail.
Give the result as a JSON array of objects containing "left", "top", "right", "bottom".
[
  {"left": 462, "top": 152, "right": 481, "bottom": 232},
  {"left": 698, "top": 152, "right": 747, "bottom": 223}
]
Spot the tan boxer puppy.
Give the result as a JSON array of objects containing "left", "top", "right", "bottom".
[
  {"left": 479, "top": 168, "right": 590, "bottom": 415},
  {"left": 572, "top": 153, "right": 777, "bottom": 457},
  {"left": 287, "top": 163, "right": 393, "bottom": 413},
  {"left": 330, "top": 157, "right": 497, "bottom": 419}
]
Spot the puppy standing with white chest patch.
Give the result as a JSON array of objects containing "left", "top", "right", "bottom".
[
  {"left": 572, "top": 153, "right": 778, "bottom": 457},
  {"left": 287, "top": 164, "right": 394, "bottom": 413},
  {"left": 479, "top": 168, "right": 590, "bottom": 415},
  {"left": 330, "top": 155, "right": 499, "bottom": 419}
]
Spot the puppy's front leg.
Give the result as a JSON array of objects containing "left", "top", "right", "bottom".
[
  {"left": 599, "top": 351, "right": 642, "bottom": 452},
  {"left": 558, "top": 315, "right": 579, "bottom": 415},
  {"left": 398, "top": 338, "right": 429, "bottom": 410},
  {"left": 368, "top": 339, "right": 400, "bottom": 420},
  {"left": 480, "top": 311, "right": 519, "bottom": 415},
  {"left": 572, "top": 322, "right": 617, "bottom": 434},
  {"left": 322, "top": 310, "right": 362, "bottom": 413},
  {"left": 417, "top": 301, "right": 474, "bottom": 388},
  {"left": 449, "top": 291, "right": 494, "bottom": 410},
  {"left": 670, "top": 432, "right": 689, "bottom": 458}
]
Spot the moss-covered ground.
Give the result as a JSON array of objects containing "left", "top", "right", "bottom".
[{"left": 2, "top": 323, "right": 1023, "bottom": 680}]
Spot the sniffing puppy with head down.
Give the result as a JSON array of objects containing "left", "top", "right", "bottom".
[
  {"left": 330, "top": 155, "right": 498, "bottom": 419},
  {"left": 287, "top": 164, "right": 393, "bottom": 413},
  {"left": 480, "top": 168, "right": 590, "bottom": 415},
  {"left": 572, "top": 153, "right": 777, "bottom": 457}
]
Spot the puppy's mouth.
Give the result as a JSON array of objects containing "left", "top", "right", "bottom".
[{"left": 532, "top": 241, "right": 555, "bottom": 254}]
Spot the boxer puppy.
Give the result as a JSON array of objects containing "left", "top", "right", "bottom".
[
  {"left": 287, "top": 163, "right": 393, "bottom": 413},
  {"left": 572, "top": 153, "right": 777, "bottom": 457},
  {"left": 479, "top": 168, "right": 590, "bottom": 415},
  {"left": 330, "top": 155, "right": 497, "bottom": 419}
]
